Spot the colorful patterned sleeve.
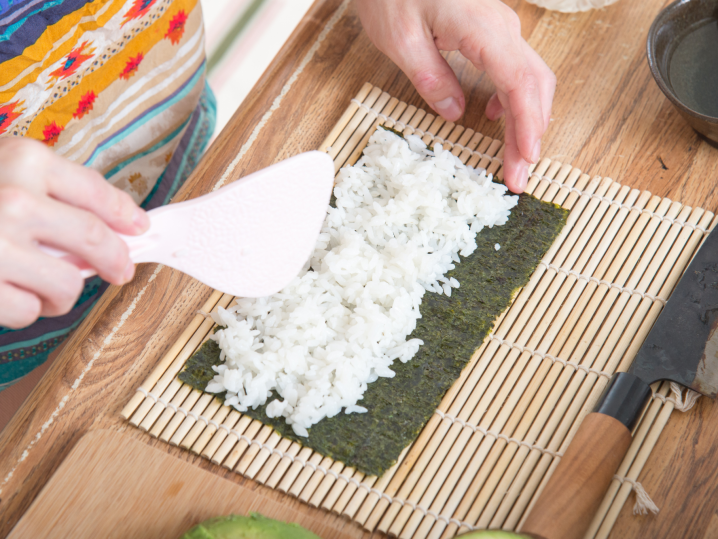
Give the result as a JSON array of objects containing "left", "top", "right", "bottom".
[{"left": 0, "top": 0, "right": 216, "bottom": 389}]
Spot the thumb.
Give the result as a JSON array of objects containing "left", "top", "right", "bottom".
[{"left": 391, "top": 37, "right": 465, "bottom": 122}]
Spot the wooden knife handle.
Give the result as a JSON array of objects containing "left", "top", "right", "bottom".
[
  {"left": 521, "top": 372, "right": 652, "bottom": 539},
  {"left": 521, "top": 413, "right": 631, "bottom": 539}
]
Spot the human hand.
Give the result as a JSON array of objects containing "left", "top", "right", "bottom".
[
  {"left": 0, "top": 138, "right": 150, "bottom": 329},
  {"left": 356, "top": 0, "right": 556, "bottom": 193}
]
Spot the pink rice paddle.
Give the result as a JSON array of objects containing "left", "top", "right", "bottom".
[{"left": 44, "top": 151, "right": 335, "bottom": 297}]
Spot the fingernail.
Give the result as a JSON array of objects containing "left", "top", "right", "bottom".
[
  {"left": 519, "top": 165, "right": 529, "bottom": 191},
  {"left": 123, "top": 261, "right": 135, "bottom": 284},
  {"left": 133, "top": 207, "right": 149, "bottom": 231},
  {"left": 531, "top": 140, "right": 541, "bottom": 164},
  {"left": 433, "top": 97, "right": 462, "bottom": 121},
  {"left": 510, "top": 164, "right": 528, "bottom": 194}
]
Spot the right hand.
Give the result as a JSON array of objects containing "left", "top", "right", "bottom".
[
  {"left": 0, "top": 138, "right": 150, "bottom": 329},
  {"left": 356, "top": 0, "right": 556, "bottom": 194}
]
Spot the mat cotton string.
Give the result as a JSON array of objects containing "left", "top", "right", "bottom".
[
  {"left": 613, "top": 476, "right": 660, "bottom": 515},
  {"left": 657, "top": 382, "right": 700, "bottom": 412},
  {"left": 434, "top": 410, "right": 564, "bottom": 458},
  {"left": 484, "top": 336, "right": 700, "bottom": 410},
  {"left": 532, "top": 174, "right": 710, "bottom": 236},
  {"left": 537, "top": 262, "right": 668, "bottom": 305},
  {"left": 611, "top": 381, "right": 699, "bottom": 516},
  {"left": 487, "top": 334, "right": 614, "bottom": 379},
  {"left": 350, "top": 99, "right": 502, "bottom": 167}
]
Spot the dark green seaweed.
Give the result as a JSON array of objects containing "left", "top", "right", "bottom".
[{"left": 179, "top": 194, "right": 567, "bottom": 476}]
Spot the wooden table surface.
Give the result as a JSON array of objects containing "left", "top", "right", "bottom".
[{"left": 1, "top": 0, "right": 717, "bottom": 538}]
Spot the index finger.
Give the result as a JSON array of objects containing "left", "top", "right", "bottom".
[
  {"left": 46, "top": 157, "right": 150, "bottom": 236},
  {"left": 460, "top": 10, "right": 545, "bottom": 163},
  {"left": 0, "top": 138, "right": 150, "bottom": 235}
]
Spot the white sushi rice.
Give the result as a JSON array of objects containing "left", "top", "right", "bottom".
[{"left": 205, "top": 129, "right": 518, "bottom": 437}]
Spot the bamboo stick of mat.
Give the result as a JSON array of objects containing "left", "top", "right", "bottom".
[
  {"left": 373, "top": 172, "right": 604, "bottom": 536},
  {"left": 138, "top": 292, "right": 235, "bottom": 434},
  {"left": 516, "top": 210, "right": 714, "bottom": 524},
  {"left": 454, "top": 205, "right": 695, "bottom": 533},
  {"left": 587, "top": 215, "right": 718, "bottom": 538},
  {"left": 120, "top": 289, "right": 223, "bottom": 420},
  {"left": 486, "top": 210, "right": 709, "bottom": 531},
  {"left": 123, "top": 83, "right": 710, "bottom": 539},
  {"left": 422, "top": 189, "right": 662, "bottom": 538},
  {"left": 460, "top": 205, "right": 700, "bottom": 534},
  {"left": 390, "top": 182, "right": 652, "bottom": 538}
]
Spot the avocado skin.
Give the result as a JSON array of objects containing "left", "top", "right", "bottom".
[{"left": 181, "top": 513, "right": 321, "bottom": 539}]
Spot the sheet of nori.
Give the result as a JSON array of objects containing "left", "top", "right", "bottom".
[{"left": 179, "top": 194, "right": 567, "bottom": 476}]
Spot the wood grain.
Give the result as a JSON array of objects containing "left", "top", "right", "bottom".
[
  {"left": 1, "top": 0, "right": 716, "bottom": 537},
  {"left": 522, "top": 413, "right": 632, "bottom": 539},
  {"left": 8, "top": 429, "right": 362, "bottom": 539}
]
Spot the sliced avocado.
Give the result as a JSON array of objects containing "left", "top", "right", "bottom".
[
  {"left": 180, "top": 513, "right": 321, "bottom": 539},
  {"left": 456, "top": 531, "right": 529, "bottom": 538}
]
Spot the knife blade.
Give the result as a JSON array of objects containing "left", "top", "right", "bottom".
[
  {"left": 521, "top": 225, "right": 718, "bottom": 539},
  {"left": 630, "top": 228, "right": 718, "bottom": 397}
]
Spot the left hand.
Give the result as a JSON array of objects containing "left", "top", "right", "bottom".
[
  {"left": 356, "top": 0, "right": 556, "bottom": 193},
  {"left": 0, "top": 138, "right": 149, "bottom": 329}
]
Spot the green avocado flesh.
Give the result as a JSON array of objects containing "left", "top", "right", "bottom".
[
  {"left": 180, "top": 193, "right": 567, "bottom": 476},
  {"left": 456, "top": 531, "right": 529, "bottom": 538},
  {"left": 180, "top": 513, "right": 320, "bottom": 539}
]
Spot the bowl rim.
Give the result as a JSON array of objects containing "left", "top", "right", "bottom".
[{"left": 646, "top": 0, "right": 718, "bottom": 123}]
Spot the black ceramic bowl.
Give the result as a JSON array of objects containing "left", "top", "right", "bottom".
[{"left": 647, "top": 0, "right": 718, "bottom": 145}]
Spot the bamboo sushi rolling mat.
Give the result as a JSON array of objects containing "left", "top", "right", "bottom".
[{"left": 121, "top": 83, "right": 716, "bottom": 539}]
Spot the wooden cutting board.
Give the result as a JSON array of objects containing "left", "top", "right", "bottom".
[{"left": 7, "top": 429, "right": 365, "bottom": 539}]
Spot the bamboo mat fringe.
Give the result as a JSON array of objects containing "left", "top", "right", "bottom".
[
  {"left": 611, "top": 477, "right": 660, "bottom": 515},
  {"left": 123, "top": 83, "right": 714, "bottom": 539}
]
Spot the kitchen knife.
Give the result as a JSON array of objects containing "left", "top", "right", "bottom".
[{"left": 521, "top": 224, "right": 718, "bottom": 539}]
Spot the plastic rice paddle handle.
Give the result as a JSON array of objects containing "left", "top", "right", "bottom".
[{"left": 41, "top": 151, "right": 335, "bottom": 297}]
